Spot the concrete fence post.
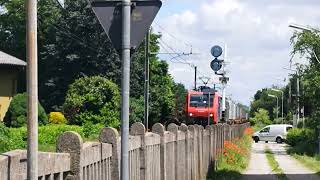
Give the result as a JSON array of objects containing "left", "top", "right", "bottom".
[
  {"left": 198, "top": 126, "right": 205, "bottom": 179},
  {"left": 206, "top": 125, "right": 212, "bottom": 164},
  {"left": 152, "top": 123, "right": 166, "bottom": 180},
  {"left": 57, "top": 131, "right": 83, "bottom": 180},
  {"left": 130, "top": 122, "right": 146, "bottom": 180},
  {"left": 212, "top": 125, "right": 217, "bottom": 170},
  {"left": 198, "top": 125, "right": 203, "bottom": 179},
  {"left": 188, "top": 125, "right": 196, "bottom": 180},
  {"left": 99, "top": 127, "right": 120, "bottom": 180},
  {"left": 179, "top": 123, "right": 191, "bottom": 180},
  {"left": 205, "top": 125, "right": 212, "bottom": 176},
  {"left": 167, "top": 123, "right": 179, "bottom": 180}
]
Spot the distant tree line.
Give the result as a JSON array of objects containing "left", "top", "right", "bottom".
[{"left": 250, "top": 27, "right": 320, "bottom": 130}]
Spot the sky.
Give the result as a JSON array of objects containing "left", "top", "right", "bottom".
[{"left": 151, "top": 0, "right": 320, "bottom": 106}]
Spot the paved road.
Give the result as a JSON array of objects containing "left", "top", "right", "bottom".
[{"left": 242, "top": 142, "right": 320, "bottom": 180}]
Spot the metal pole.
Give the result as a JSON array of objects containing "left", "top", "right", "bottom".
[
  {"left": 222, "top": 44, "right": 227, "bottom": 121},
  {"left": 144, "top": 29, "right": 150, "bottom": 131},
  {"left": 281, "top": 91, "right": 284, "bottom": 124},
  {"left": 121, "top": 0, "right": 131, "bottom": 179},
  {"left": 194, "top": 66, "right": 197, "bottom": 90},
  {"left": 208, "top": 92, "right": 210, "bottom": 126},
  {"left": 276, "top": 96, "right": 279, "bottom": 119},
  {"left": 297, "top": 77, "right": 300, "bottom": 125},
  {"left": 26, "top": 0, "right": 38, "bottom": 179}
]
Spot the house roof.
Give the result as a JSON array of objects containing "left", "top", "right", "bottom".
[{"left": 0, "top": 51, "right": 27, "bottom": 66}]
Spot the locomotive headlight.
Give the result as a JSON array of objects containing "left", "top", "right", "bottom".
[
  {"left": 210, "top": 114, "right": 213, "bottom": 117},
  {"left": 189, "top": 113, "right": 193, "bottom": 117}
]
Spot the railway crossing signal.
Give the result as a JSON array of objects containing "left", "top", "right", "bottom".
[{"left": 91, "top": 0, "right": 162, "bottom": 51}]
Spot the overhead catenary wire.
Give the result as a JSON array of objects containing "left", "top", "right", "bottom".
[{"left": 158, "top": 39, "right": 206, "bottom": 77}]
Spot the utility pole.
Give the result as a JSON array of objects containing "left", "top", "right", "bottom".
[
  {"left": 297, "top": 76, "right": 300, "bottom": 126},
  {"left": 208, "top": 92, "right": 211, "bottom": 126},
  {"left": 221, "top": 44, "right": 227, "bottom": 121},
  {"left": 26, "top": 0, "right": 38, "bottom": 179},
  {"left": 144, "top": 29, "right": 150, "bottom": 131},
  {"left": 268, "top": 94, "right": 279, "bottom": 119},
  {"left": 194, "top": 66, "right": 197, "bottom": 90},
  {"left": 271, "top": 89, "right": 284, "bottom": 123},
  {"left": 121, "top": 0, "right": 131, "bottom": 179}
]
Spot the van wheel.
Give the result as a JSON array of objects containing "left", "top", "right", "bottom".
[
  {"left": 276, "top": 137, "right": 283, "bottom": 144},
  {"left": 254, "top": 136, "right": 259, "bottom": 143}
]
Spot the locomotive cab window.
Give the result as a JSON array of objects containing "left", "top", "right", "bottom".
[{"left": 190, "top": 94, "right": 213, "bottom": 107}]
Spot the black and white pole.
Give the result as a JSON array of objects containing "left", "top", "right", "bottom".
[{"left": 121, "top": 0, "right": 131, "bottom": 179}]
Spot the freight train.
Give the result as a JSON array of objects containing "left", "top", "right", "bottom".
[{"left": 186, "top": 87, "right": 248, "bottom": 125}]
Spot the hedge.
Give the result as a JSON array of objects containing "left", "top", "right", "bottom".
[{"left": 0, "top": 124, "right": 105, "bottom": 153}]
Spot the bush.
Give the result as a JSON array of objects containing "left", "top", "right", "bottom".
[
  {"left": 82, "top": 121, "right": 104, "bottom": 139},
  {"left": 0, "top": 124, "right": 106, "bottom": 153},
  {"left": 4, "top": 93, "right": 48, "bottom": 127},
  {"left": 48, "top": 112, "right": 67, "bottom": 124},
  {"left": 287, "top": 128, "right": 317, "bottom": 155},
  {"left": 0, "top": 123, "right": 10, "bottom": 152},
  {"left": 63, "top": 76, "right": 120, "bottom": 127}
]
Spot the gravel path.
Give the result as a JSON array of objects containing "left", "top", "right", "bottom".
[
  {"left": 267, "top": 143, "right": 320, "bottom": 180},
  {"left": 241, "top": 142, "right": 277, "bottom": 180}
]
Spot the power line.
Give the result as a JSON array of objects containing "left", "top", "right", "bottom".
[
  {"left": 158, "top": 39, "right": 206, "bottom": 77},
  {"left": 153, "top": 22, "right": 192, "bottom": 48}
]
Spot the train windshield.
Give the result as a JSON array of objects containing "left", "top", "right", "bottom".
[{"left": 190, "top": 94, "right": 213, "bottom": 107}]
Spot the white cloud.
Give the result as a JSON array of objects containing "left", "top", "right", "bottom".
[{"left": 153, "top": 0, "right": 320, "bottom": 105}]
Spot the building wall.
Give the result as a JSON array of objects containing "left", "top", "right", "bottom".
[{"left": 0, "top": 68, "right": 18, "bottom": 121}]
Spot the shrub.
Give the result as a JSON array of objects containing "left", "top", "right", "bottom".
[
  {"left": 48, "top": 112, "right": 67, "bottom": 124},
  {"left": 63, "top": 76, "right": 120, "bottom": 127},
  {"left": 0, "top": 124, "right": 107, "bottom": 153},
  {"left": 4, "top": 93, "right": 48, "bottom": 127},
  {"left": 287, "top": 128, "right": 317, "bottom": 155},
  {"left": 38, "top": 124, "right": 83, "bottom": 145},
  {"left": 82, "top": 121, "right": 104, "bottom": 139},
  {"left": 0, "top": 123, "right": 10, "bottom": 152}
]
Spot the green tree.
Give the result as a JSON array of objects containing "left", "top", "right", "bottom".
[
  {"left": 291, "top": 28, "right": 320, "bottom": 129},
  {"left": 4, "top": 93, "right": 48, "bottom": 127},
  {"left": 63, "top": 76, "right": 120, "bottom": 127},
  {"left": 172, "top": 83, "right": 187, "bottom": 122},
  {"left": 250, "top": 108, "right": 272, "bottom": 126},
  {"left": 129, "top": 97, "right": 144, "bottom": 125},
  {"left": 250, "top": 88, "right": 279, "bottom": 120},
  {"left": 0, "top": 0, "right": 178, "bottom": 127}
]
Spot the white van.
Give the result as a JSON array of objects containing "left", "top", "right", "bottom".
[{"left": 252, "top": 124, "right": 293, "bottom": 143}]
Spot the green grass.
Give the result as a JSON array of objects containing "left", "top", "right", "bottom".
[
  {"left": 291, "top": 154, "right": 320, "bottom": 175},
  {"left": 207, "top": 133, "right": 252, "bottom": 180},
  {"left": 265, "top": 149, "right": 289, "bottom": 180}
]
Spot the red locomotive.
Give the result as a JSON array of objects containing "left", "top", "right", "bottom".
[{"left": 186, "top": 88, "right": 222, "bottom": 126}]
